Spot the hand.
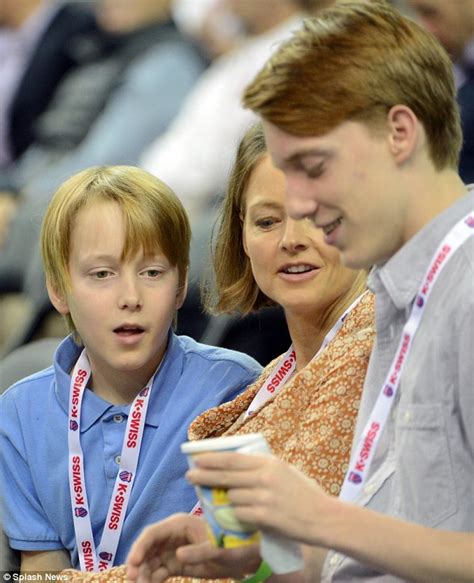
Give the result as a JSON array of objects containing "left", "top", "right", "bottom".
[
  {"left": 126, "top": 513, "right": 261, "bottom": 583},
  {"left": 187, "top": 453, "right": 337, "bottom": 547}
]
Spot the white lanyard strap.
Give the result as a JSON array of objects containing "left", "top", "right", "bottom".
[
  {"left": 68, "top": 350, "right": 154, "bottom": 571},
  {"left": 339, "top": 212, "right": 474, "bottom": 502},
  {"left": 244, "top": 291, "right": 368, "bottom": 419}
]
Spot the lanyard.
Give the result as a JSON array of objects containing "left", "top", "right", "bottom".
[
  {"left": 339, "top": 212, "right": 474, "bottom": 502},
  {"left": 68, "top": 350, "right": 155, "bottom": 571},
  {"left": 244, "top": 291, "right": 369, "bottom": 420}
]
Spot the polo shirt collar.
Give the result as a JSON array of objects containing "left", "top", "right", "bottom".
[
  {"left": 368, "top": 187, "right": 474, "bottom": 310},
  {"left": 54, "top": 331, "right": 183, "bottom": 432}
]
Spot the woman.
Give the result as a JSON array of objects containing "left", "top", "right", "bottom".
[
  {"left": 188, "top": 123, "right": 373, "bottom": 496},
  {"left": 64, "top": 123, "right": 374, "bottom": 581}
]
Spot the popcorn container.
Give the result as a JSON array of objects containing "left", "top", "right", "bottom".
[{"left": 181, "top": 433, "right": 271, "bottom": 549}]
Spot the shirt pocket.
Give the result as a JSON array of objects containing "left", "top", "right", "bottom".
[{"left": 392, "top": 403, "right": 457, "bottom": 527}]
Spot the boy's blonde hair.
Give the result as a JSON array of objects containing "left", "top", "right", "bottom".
[
  {"left": 41, "top": 165, "right": 190, "bottom": 335},
  {"left": 243, "top": 0, "right": 462, "bottom": 171}
]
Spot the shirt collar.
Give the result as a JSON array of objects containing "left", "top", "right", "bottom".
[
  {"left": 54, "top": 331, "right": 183, "bottom": 432},
  {"left": 368, "top": 186, "right": 474, "bottom": 310}
]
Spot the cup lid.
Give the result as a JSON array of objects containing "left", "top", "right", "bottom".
[{"left": 181, "top": 433, "right": 266, "bottom": 454}]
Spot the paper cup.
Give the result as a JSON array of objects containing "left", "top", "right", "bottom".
[{"left": 181, "top": 433, "right": 271, "bottom": 548}]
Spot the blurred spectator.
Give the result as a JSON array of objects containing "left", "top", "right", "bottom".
[
  {"left": 0, "top": 0, "right": 207, "bottom": 354},
  {"left": 407, "top": 0, "right": 474, "bottom": 182},
  {"left": 172, "top": 0, "right": 245, "bottom": 58},
  {"left": 141, "top": 0, "right": 322, "bottom": 228},
  {"left": 0, "top": 0, "right": 96, "bottom": 169},
  {"left": 0, "top": 0, "right": 206, "bottom": 297}
]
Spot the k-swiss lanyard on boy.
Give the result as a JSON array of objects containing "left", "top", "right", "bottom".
[
  {"left": 68, "top": 349, "right": 155, "bottom": 571},
  {"left": 339, "top": 212, "right": 474, "bottom": 503},
  {"left": 244, "top": 290, "right": 370, "bottom": 419}
]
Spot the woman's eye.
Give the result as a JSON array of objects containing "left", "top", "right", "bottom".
[{"left": 255, "top": 217, "right": 279, "bottom": 229}]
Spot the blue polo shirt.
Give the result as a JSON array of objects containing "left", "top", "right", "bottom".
[{"left": 0, "top": 333, "right": 261, "bottom": 568}]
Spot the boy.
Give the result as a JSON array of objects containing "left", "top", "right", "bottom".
[
  {"left": 126, "top": 1, "right": 474, "bottom": 581},
  {"left": 0, "top": 165, "right": 262, "bottom": 572}
]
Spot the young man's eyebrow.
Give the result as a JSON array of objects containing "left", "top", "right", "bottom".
[{"left": 283, "top": 148, "right": 330, "bottom": 166}]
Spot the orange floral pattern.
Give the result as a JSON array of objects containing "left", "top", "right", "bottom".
[{"left": 189, "top": 291, "right": 375, "bottom": 496}]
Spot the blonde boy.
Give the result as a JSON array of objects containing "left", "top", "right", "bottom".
[{"left": 0, "top": 166, "right": 261, "bottom": 572}]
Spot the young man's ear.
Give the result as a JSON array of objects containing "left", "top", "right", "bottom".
[
  {"left": 387, "top": 104, "right": 419, "bottom": 165},
  {"left": 175, "top": 272, "right": 188, "bottom": 311},
  {"left": 46, "top": 279, "right": 70, "bottom": 315}
]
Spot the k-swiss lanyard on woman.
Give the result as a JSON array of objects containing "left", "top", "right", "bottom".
[
  {"left": 68, "top": 349, "right": 156, "bottom": 571},
  {"left": 188, "top": 291, "right": 370, "bottom": 519},
  {"left": 244, "top": 290, "right": 370, "bottom": 420},
  {"left": 339, "top": 212, "right": 474, "bottom": 502}
]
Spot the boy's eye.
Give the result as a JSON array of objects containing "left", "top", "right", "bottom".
[
  {"left": 93, "top": 270, "right": 112, "bottom": 279},
  {"left": 142, "top": 269, "right": 162, "bottom": 278}
]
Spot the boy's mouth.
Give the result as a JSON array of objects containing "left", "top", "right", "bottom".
[{"left": 113, "top": 324, "right": 145, "bottom": 336}]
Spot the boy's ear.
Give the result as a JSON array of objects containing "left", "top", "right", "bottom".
[
  {"left": 175, "top": 272, "right": 188, "bottom": 311},
  {"left": 46, "top": 279, "right": 70, "bottom": 315},
  {"left": 387, "top": 105, "right": 419, "bottom": 164}
]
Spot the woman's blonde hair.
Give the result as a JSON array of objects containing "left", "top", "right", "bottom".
[{"left": 205, "top": 124, "right": 274, "bottom": 314}]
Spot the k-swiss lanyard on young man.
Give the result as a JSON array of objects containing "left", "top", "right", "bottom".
[
  {"left": 339, "top": 212, "right": 474, "bottom": 503},
  {"left": 68, "top": 349, "right": 156, "bottom": 571},
  {"left": 244, "top": 290, "right": 369, "bottom": 419}
]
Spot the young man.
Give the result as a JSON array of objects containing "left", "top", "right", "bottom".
[
  {"left": 0, "top": 165, "right": 262, "bottom": 572},
  {"left": 126, "top": 1, "right": 473, "bottom": 581}
]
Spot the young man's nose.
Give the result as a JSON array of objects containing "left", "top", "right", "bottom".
[
  {"left": 285, "top": 193, "right": 319, "bottom": 224},
  {"left": 280, "top": 218, "right": 309, "bottom": 252}
]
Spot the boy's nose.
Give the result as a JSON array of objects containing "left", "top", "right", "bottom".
[{"left": 118, "top": 279, "right": 142, "bottom": 310}]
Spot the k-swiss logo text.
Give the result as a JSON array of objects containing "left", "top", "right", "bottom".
[
  {"left": 354, "top": 422, "right": 380, "bottom": 472},
  {"left": 421, "top": 244, "right": 451, "bottom": 296},
  {"left": 389, "top": 333, "right": 410, "bottom": 386},
  {"left": 108, "top": 482, "right": 129, "bottom": 530},
  {"left": 266, "top": 351, "right": 296, "bottom": 394},
  {"left": 82, "top": 540, "right": 94, "bottom": 571},
  {"left": 71, "top": 369, "right": 88, "bottom": 419},
  {"left": 72, "top": 455, "right": 85, "bottom": 505},
  {"left": 126, "top": 398, "right": 145, "bottom": 448}
]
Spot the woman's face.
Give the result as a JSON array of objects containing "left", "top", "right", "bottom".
[{"left": 242, "top": 154, "right": 361, "bottom": 315}]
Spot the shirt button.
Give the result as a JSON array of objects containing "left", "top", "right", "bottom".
[
  {"left": 114, "top": 455, "right": 121, "bottom": 465},
  {"left": 113, "top": 415, "right": 124, "bottom": 423},
  {"left": 364, "top": 483, "right": 376, "bottom": 495},
  {"left": 329, "top": 553, "right": 340, "bottom": 567},
  {"left": 404, "top": 411, "right": 412, "bottom": 423}
]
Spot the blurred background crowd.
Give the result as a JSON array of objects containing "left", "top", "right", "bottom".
[{"left": 0, "top": 0, "right": 472, "bottom": 376}]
